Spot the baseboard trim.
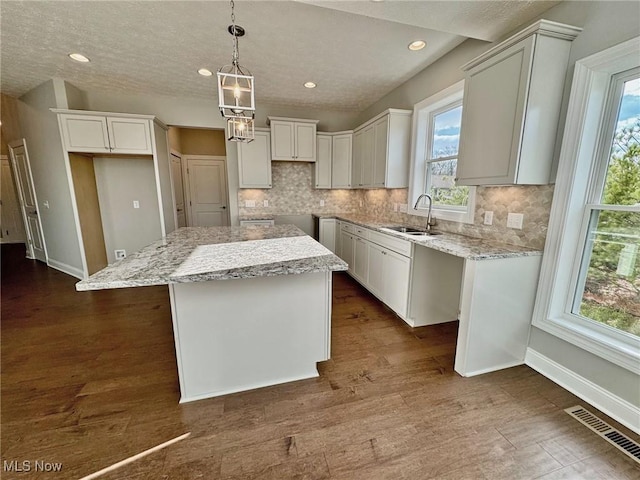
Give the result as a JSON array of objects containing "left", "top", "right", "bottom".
[
  {"left": 525, "top": 348, "right": 639, "bottom": 434},
  {"left": 47, "top": 259, "right": 84, "bottom": 280}
]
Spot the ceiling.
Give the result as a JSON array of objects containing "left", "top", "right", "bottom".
[{"left": 0, "top": 1, "right": 561, "bottom": 112}]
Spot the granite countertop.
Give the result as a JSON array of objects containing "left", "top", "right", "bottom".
[
  {"left": 76, "top": 225, "right": 347, "bottom": 291},
  {"left": 313, "top": 213, "right": 542, "bottom": 260}
]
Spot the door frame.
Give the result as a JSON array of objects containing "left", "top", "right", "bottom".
[
  {"left": 8, "top": 139, "right": 48, "bottom": 262},
  {"left": 182, "top": 155, "right": 229, "bottom": 227}
]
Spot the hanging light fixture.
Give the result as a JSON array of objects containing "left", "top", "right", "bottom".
[{"left": 217, "top": 0, "right": 255, "bottom": 142}]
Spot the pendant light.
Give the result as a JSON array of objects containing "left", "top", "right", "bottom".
[{"left": 217, "top": 0, "right": 255, "bottom": 142}]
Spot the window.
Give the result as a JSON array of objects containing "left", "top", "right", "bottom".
[
  {"left": 409, "top": 80, "right": 475, "bottom": 223},
  {"left": 533, "top": 38, "right": 640, "bottom": 373}
]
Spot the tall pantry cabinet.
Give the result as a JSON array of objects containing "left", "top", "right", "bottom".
[{"left": 54, "top": 109, "right": 176, "bottom": 278}]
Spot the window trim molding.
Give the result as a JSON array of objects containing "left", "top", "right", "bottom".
[
  {"left": 408, "top": 80, "right": 476, "bottom": 224},
  {"left": 532, "top": 36, "right": 640, "bottom": 374}
]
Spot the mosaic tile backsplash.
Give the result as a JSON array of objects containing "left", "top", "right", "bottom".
[{"left": 238, "top": 161, "right": 554, "bottom": 250}]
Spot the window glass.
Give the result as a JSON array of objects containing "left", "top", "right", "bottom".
[
  {"left": 431, "top": 105, "right": 462, "bottom": 159},
  {"left": 575, "top": 76, "right": 640, "bottom": 337}
]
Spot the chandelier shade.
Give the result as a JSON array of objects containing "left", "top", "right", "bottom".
[{"left": 226, "top": 115, "right": 255, "bottom": 143}]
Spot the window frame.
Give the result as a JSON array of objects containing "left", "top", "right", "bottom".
[
  {"left": 532, "top": 37, "right": 640, "bottom": 374},
  {"left": 408, "top": 80, "right": 476, "bottom": 223}
]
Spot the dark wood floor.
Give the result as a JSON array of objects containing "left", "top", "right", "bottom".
[{"left": 2, "top": 243, "right": 639, "bottom": 479}]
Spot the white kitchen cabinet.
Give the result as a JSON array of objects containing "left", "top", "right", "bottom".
[
  {"left": 268, "top": 117, "right": 319, "bottom": 162},
  {"left": 59, "top": 113, "right": 152, "bottom": 154},
  {"left": 353, "top": 236, "right": 369, "bottom": 283},
  {"left": 383, "top": 249, "right": 411, "bottom": 317},
  {"left": 352, "top": 109, "right": 411, "bottom": 188},
  {"left": 314, "top": 134, "right": 332, "bottom": 189},
  {"left": 331, "top": 133, "right": 353, "bottom": 189},
  {"left": 456, "top": 20, "right": 581, "bottom": 185},
  {"left": 318, "top": 218, "right": 336, "bottom": 253},
  {"left": 237, "top": 129, "right": 272, "bottom": 188},
  {"left": 340, "top": 230, "right": 355, "bottom": 274},
  {"left": 367, "top": 242, "right": 385, "bottom": 299}
]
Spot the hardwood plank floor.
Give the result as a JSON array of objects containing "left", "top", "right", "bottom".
[{"left": 2, "top": 243, "right": 638, "bottom": 479}]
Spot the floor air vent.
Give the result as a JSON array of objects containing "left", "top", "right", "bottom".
[{"left": 565, "top": 405, "right": 640, "bottom": 463}]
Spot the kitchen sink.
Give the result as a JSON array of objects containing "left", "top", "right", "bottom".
[
  {"left": 382, "top": 226, "right": 424, "bottom": 233},
  {"left": 404, "top": 231, "right": 442, "bottom": 236}
]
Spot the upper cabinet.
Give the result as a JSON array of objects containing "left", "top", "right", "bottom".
[
  {"left": 58, "top": 112, "right": 153, "bottom": 155},
  {"left": 456, "top": 20, "right": 581, "bottom": 186},
  {"left": 314, "top": 131, "right": 353, "bottom": 189},
  {"left": 351, "top": 109, "right": 411, "bottom": 189},
  {"left": 268, "top": 117, "right": 319, "bottom": 162},
  {"left": 237, "top": 128, "right": 272, "bottom": 188}
]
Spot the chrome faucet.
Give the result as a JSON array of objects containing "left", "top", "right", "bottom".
[{"left": 413, "top": 193, "right": 435, "bottom": 232}]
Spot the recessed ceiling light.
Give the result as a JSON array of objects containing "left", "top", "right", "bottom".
[
  {"left": 408, "top": 40, "right": 426, "bottom": 51},
  {"left": 198, "top": 68, "right": 213, "bottom": 77},
  {"left": 68, "top": 53, "right": 90, "bottom": 63},
  {"left": 304, "top": 82, "right": 317, "bottom": 89}
]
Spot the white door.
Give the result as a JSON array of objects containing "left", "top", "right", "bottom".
[
  {"left": 8, "top": 140, "right": 47, "bottom": 262},
  {"left": 0, "top": 157, "right": 26, "bottom": 244},
  {"left": 170, "top": 153, "right": 186, "bottom": 227},
  {"left": 184, "top": 157, "right": 229, "bottom": 227}
]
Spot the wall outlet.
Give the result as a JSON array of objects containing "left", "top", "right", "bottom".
[
  {"left": 484, "top": 211, "right": 493, "bottom": 225},
  {"left": 115, "top": 249, "right": 126, "bottom": 260},
  {"left": 399, "top": 204, "right": 408, "bottom": 213},
  {"left": 245, "top": 200, "right": 256, "bottom": 208},
  {"left": 507, "top": 212, "right": 524, "bottom": 229},
  {"left": 263, "top": 200, "right": 269, "bottom": 207},
  {"left": 393, "top": 203, "right": 398, "bottom": 212},
  {"left": 133, "top": 200, "right": 140, "bottom": 209},
  {"left": 43, "top": 200, "right": 50, "bottom": 209},
  {"left": 320, "top": 199, "right": 325, "bottom": 207}
]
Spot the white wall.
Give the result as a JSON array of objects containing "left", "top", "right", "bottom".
[
  {"left": 17, "top": 79, "right": 84, "bottom": 276},
  {"left": 94, "top": 156, "right": 162, "bottom": 264}
]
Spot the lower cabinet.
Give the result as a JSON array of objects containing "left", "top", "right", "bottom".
[
  {"left": 318, "top": 218, "right": 336, "bottom": 253},
  {"left": 336, "top": 221, "right": 412, "bottom": 319}
]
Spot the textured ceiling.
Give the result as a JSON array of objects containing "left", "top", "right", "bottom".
[{"left": 0, "top": 1, "right": 561, "bottom": 112}]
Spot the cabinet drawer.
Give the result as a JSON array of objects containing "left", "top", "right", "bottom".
[
  {"left": 368, "top": 230, "right": 412, "bottom": 257},
  {"left": 341, "top": 222, "right": 355, "bottom": 234},
  {"left": 353, "top": 226, "right": 370, "bottom": 240}
]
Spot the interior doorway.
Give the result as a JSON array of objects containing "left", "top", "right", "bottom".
[
  {"left": 8, "top": 139, "right": 47, "bottom": 262},
  {"left": 167, "top": 127, "right": 229, "bottom": 227}
]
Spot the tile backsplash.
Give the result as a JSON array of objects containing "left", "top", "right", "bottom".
[
  {"left": 238, "top": 162, "right": 361, "bottom": 216},
  {"left": 238, "top": 161, "right": 554, "bottom": 250}
]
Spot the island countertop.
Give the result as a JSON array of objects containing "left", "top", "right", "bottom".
[{"left": 76, "top": 225, "right": 348, "bottom": 291}]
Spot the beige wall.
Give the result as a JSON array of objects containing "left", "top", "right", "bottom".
[
  {"left": 167, "top": 127, "right": 182, "bottom": 152},
  {"left": 1, "top": 94, "right": 23, "bottom": 156},
  {"left": 179, "top": 128, "right": 226, "bottom": 156}
]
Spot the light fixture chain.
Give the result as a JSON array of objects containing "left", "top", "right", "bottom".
[{"left": 230, "top": 0, "right": 239, "bottom": 67}]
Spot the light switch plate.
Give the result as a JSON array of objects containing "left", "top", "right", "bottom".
[
  {"left": 245, "top": 200, "right": 256, "bottom": 208},
  {"left": 133, "top": 200, "right": 140, "bottom": 209},
  {"left": 263, "top": 200, "right": 269, "bottom": 207},
  {"left": 393, "top": 203, "right": 398, "bottom": 212},
  {"left": 320, "top": 199, "right": 325, "bottom": 207},
  {"left": 507, "top": 212, "right": 524, "bottom": 229},
  {"left": 484, "top": 211, "right": 493, "bottom": 225}
]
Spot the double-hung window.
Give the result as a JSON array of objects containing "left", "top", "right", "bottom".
[
  {"left": 533, "top": 38, "right": 640, "bottom": 373},
  {"left": 409, "top": 80, "right": 475, "bottom": 223}
]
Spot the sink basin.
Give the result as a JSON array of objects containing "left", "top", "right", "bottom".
[
  {"left": 404, "top": 231, "right": 442, "bottom": 236},
  {"left": 382, "top": 226, "right": 424, "bottom": 233}
]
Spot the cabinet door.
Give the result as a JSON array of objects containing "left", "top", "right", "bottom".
[
  {"left": 383, "top": 249, "right": 411, "bottom": 317},
  {"left": 456, "top": 36, "right": 533, "bottom": 185},
  {"left": 361, "top": 125, "right": 375, "bottom": 187},
  {"left": 351, "top": 130, "right": 363, "bottom": 188},
  {"left": 270, "top": 121, "right": 295, "bottom": 160},
  {"left": 354, "top": 236, "right": 369, "bottom": 283},
  {"left": 238, "top": 131, "right": 272, "bottom": 188},
  {"left": 106, "top": 117, "right": 152, "bottom": 154},
  {"left": 331, "top": 133, "right": 352, "bottom": 188},
  {"left": 295, "top": 123, "right": 316, "bottom": 162},
  {"left": 59, "top": 114, "right": 110, "bottom": 153},
  {"left": 314, "top": 135, "right": 332, "bottom": 188},
  {"left": 368, "top": 242, "right": 385, "bottom": 298},
  {"left": 340, "top": 231, "right": 355, "bottom": 273},
  {"left": 319, "top": 219, "right": 336, "bottom": 253},
  {"left": 373, "top": 116, "right": 389, "bottom": 187}
]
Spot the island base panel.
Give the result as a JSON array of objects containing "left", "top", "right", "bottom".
[{"left": 169, "top": 271, "right": 332, "bottom": 402}]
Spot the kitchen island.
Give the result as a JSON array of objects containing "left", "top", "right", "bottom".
[{"left": 77, "top": 225, "right": 347, "bottom": 403}]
